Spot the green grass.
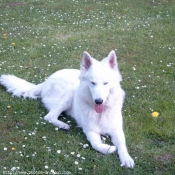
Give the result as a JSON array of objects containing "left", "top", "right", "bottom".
[{"left": 0, "top": 0, "right": 175, "bottom": 174}]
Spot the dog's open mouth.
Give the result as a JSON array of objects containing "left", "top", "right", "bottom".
[{"left": 95, "top": 104, "right": 104, "bottom": 113}]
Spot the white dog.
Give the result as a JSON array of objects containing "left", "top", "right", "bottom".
[{"left": 0, "top": 50, "right": 134, "bottom": 168}]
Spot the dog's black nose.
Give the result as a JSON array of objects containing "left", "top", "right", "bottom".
[{"left": 95, "top": 98, "right": 103, "bottom": 105}]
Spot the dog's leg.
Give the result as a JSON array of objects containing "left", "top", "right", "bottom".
[
  {"left": 111, "top": 129, "right": 134, "bottom": 168},
  {"left": 44, "top": 107, "right": 70, "bottom": 130},
  {"left": 84, "top": 130, "right": 116, "bottom": 154},
  {"left": 43, "top": 94, "right": 72, "bottom": 130}
]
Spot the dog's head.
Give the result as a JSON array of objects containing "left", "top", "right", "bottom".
[{"left": 80, "top": 50, "right": 122, "bottom": 113}]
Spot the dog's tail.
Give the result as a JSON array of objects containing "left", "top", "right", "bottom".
[{"left": 0, "top": 74, "right": 44, "bottom": 99}]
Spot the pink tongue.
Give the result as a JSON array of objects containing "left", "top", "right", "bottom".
[{"left": 95, "top": 104, "right": 104, "bottom": 113}]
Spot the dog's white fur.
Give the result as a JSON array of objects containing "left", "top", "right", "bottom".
[{"left": 0, "top": 51, "right": 134, "bottom": 168}]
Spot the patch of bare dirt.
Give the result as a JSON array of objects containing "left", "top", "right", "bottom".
[{"left": 0, "top": 2, "right": 26, "bottom": 8}]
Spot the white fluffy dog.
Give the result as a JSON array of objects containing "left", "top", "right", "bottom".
[{"left": 0, "top": 51, "right": 134, "bottom": 168}]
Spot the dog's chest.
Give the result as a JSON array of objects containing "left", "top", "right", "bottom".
[{"left": 88, "top": 110, "right": 116, "bottom": 134}]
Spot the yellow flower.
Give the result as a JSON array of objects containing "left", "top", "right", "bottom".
[
  {"left": 2, "top": 33, "right": 7, "bottom": 39},
  {"left": 7, "top": 105, "right": 11, "bottom": 109},
  {"left": 11, "top": 147, "right": 16, "bottom": 151},
  {"left": 11, "top": 42, "right": 15, "bottom": 46},
  {"left": 152, "top": 112, "right": 159, "bottom": 118}
]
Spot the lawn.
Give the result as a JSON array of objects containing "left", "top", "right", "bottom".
[{"left": 0, "top": 0, "right": 175, "bottom": 174}]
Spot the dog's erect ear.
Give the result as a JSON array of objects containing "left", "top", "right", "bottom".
[
  {"left": 107, "top": 50, "right": 117, "bottom": 69},
  {"left": 81, "top": 51, "right": 92, "bottom": 70}
]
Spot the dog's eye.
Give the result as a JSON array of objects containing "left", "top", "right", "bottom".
[
  {"left": 104, "top": 82, "right": 108, "bottom": 85},
  {"left": 90, "top": 81, "right": 96, "bottom": 85}
]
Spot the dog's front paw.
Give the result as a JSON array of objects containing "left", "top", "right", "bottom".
[{"left": 118, "top": 151, "right": 134, "bottom": 168}]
